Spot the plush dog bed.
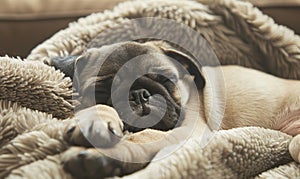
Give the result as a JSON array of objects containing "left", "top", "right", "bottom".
[{"left": 1, "top": 0, "right": 300, "bottom": 178}]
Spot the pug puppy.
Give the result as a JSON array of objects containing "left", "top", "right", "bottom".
[
  {"left": 49, "top": 41, "right": 300, "bottom": 178},
  {"left": 50, "top": 41, "right": 205, "bottom": 134}
]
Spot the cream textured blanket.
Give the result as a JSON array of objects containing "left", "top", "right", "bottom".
[{"left": 1, "top": 0, "right": 300, "bottom": 178}]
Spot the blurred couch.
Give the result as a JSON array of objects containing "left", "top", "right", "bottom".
[
  {"left": 0, "top": 0, "right": 123, "bottom": 57},
  {"left": 0, "top": 0, "right": 299, "bottom": 58}
]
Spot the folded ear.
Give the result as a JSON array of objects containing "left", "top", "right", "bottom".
[
  {"left": 48, "top": 55, "right": 82, "bottom": 79},
  {"left": 160, "top": 46, "right": 205, "bottom": 89}
]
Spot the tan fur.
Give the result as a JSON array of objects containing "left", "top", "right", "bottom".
[{"left": 218, "top": 66, "right": 300, "bottom": 136}]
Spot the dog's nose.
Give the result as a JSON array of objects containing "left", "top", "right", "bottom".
[{"left": 130, "top": 89, "right": 150, "bottom": 104}]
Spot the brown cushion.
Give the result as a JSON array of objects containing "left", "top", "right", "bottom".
[{"left": 0, "top": 0, "right": 124, "bottom": 57}]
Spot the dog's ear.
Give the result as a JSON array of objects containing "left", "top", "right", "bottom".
[
  {"left": 161, "top": 47, "right": 205, "bottom": 89},
  {"left": 48, "top": 55, "right": 82, "bottom": 79},
  {"left": 48, "top": 55, "right": 88, "bottom": 80}
]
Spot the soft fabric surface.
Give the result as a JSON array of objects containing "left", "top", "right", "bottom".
[{"left": 1, "top": 0, "right": 300, "bottom": 178}]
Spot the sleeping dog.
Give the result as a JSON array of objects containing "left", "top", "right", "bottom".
[{"left": 49, "top": 41, "right": 300, "bottom": 178}]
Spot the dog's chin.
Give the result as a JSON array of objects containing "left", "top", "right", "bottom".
[{"left": 114, "top": 100, "right": 182, "bottom": 133}]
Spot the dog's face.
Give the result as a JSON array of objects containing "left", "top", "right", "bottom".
[{"left": 50, "top": 41, "right": 204, "bottom": 132}]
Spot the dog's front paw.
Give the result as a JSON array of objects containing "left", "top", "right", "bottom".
[
  {"left": 289, "top": 134, "right": 300, "bottom": 162},
  {"left": 62, "top": 147, "right": 123, "bottom": 179},
  {"left": 64, "top": 105, "right": 124, "bottom": 148}
]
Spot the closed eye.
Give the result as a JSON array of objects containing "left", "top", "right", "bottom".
[
  {"left": 158, "top": 75, "right": 178, "bottom": 85},
  {"left": 144, "top": 73, "right": 178, "bottom": 84}
]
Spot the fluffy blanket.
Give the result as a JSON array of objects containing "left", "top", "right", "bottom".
[{"left": 1, "top": 0, "right": 300, "bottom": 178}]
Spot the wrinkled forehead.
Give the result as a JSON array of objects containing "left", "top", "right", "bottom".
[{"left": 83, "top": 42, "right": 178, "bottom": 76}]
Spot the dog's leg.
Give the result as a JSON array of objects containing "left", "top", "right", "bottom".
[
  {"left": 63, "top": 102, "right": 205, "bottom": 177},
  {"left": 61, "top": 129, "right": 168, "bottom": 179},
  {"left": 64, "top": 104, "right": 124, "bottom": 148},
  {"left": 61, "top": 122, "right": 206, "bottom": 179},
  {"left": 61, "top": 103, "right": 172, "bottom": 178}
]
